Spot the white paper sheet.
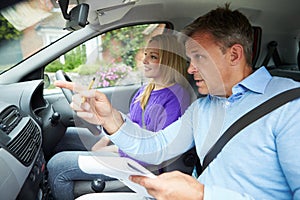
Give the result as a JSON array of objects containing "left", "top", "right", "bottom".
[{"left": 78, "top": 155, "right": 156, "bottom": 198}]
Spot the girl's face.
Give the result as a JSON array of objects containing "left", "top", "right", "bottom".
[{"left": 143, "top": 40, "right": 162, "bottom": 81}]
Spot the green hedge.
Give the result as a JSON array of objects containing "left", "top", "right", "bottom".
[{"left": 45, "top": 45, "right": 86, "bottom": 73}]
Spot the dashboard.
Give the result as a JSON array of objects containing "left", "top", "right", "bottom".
[{"left": 0, "top": 80, "right": 66, "bottom": 199}]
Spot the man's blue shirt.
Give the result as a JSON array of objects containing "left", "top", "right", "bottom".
[{"left": 109, "top": 67, "right": 300, "bottom": 199}]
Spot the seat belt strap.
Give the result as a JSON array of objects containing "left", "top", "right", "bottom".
[
  {"left": 262, "top": 41, "right": 282, "bottom": 67},
  {"left": 201, "top": 87, "right": 300, "bottom": 172}
]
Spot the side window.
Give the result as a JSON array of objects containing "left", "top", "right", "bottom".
[{"left": 44, "top": 23, "right": 166, "bottom": 93}]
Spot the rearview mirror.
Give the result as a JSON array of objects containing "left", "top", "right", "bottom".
[
  {"left": 65, "top": 3, "right": 89, "bottom": 31},
  {"left": 58, "top": 0, "right": 89, "bottom": 31}
]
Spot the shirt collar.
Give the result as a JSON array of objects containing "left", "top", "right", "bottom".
[
  {"left": 233, "top": 66, "right": 272, "bottom": 95},
  {"left": 208, "top": 67, "right": 272, "bottom": 101}
]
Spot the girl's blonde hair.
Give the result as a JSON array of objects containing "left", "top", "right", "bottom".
[{"left": 136, "top": 34, "right": 189, "bottom": 110}]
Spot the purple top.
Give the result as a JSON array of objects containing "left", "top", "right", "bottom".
[{"left": 118, "top": 83, "right": 191, "bottom": 165}]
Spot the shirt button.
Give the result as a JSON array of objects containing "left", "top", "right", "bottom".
[{"left": 223, "top": 101, "right": 230, "bottom": 108}]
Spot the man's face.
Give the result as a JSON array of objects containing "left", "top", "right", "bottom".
[{"left": 185, "top": 32, "right": 229, "bottom": 96}]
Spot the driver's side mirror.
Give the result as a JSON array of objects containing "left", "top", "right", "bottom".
[{"left": 43, "top": 74, "right": 51, "bottom": 89}]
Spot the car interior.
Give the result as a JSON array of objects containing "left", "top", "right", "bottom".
[{"left": 0, "top": 0, "right": 300, "bottom": 199}]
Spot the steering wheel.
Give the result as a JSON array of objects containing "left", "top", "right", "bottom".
[
  {"left": 55, "top": 70, "right": 74, "bottom": 103},
  {"left": 55, "top": 70, "right": 101, "bottom": 135}
]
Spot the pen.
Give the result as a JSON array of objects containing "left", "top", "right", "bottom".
[
  {"left": 81, "top": 77, "right": 95, "bottom": 103},
  {"left": 127, "top": 163, "right": 146, "bottom": 175}
]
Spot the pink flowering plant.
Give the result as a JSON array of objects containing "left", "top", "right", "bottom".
[{"left": 96, "top": 64, "right": 132, "bottom": 87}]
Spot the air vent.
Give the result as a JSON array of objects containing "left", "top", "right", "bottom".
[
  {"left": 0, "top": 105, "right": 22, "bottom": 135},
  {"left": 6, "top": 119, "right": 41, "bottom": 166}
]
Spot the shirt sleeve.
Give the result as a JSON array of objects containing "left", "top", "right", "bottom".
[
  {"left": 275, "top": 100, "right": 300, "bottom": 199},
  {"left": 204, "top": 185, "right": 255, "bottom": 200},
  {"left": 108, "top": 104, "right": 195, "bottom": 165}
]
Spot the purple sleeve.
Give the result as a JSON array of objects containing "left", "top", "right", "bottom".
[
  {"left": 118, "top": 86, "right": 150, "bottom": 166},
  {"left": 118, "top": 84, "right": 191, "bottom": 166},
  {"left": 146, "top": 84, "right": 191, "bottom": 131}
]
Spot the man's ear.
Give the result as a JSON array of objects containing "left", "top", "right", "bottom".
[{"left": 229, "top": 44, "right": 243, "bottom": 65}]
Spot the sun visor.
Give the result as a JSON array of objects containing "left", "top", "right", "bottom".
[
  {"left": 96, "top": 0, "right": 137, "bottom": 25},
  {"left": 0, "top": 1, "right": 53, "bottom": 31}
]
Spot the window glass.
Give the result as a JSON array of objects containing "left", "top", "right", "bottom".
[
  {"left": 0, "top": 0, "right": 69, "bottom": 74},
  {"left": 44, "top": 23, "right": 167, "bottom": 93}
]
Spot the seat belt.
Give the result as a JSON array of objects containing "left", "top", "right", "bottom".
[
  {"left": 199, "top": 87, "right": 300, "bottom": 174},
  {"left": 262, "top": 41, "right": 282, "bottom": 68}
]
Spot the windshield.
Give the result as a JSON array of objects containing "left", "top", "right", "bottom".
[{"left": 0, "top": 0, "right": 69, "bottom": 74}]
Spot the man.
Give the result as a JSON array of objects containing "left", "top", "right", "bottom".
[{"left": 55, "top": 4, "right": 300, "bottom": 200}]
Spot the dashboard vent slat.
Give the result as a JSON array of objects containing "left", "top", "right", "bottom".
[{"left": 7, "top": 119, "right": 41, "bottom": 166}]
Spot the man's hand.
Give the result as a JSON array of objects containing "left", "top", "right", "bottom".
[
  {"left": 54, "top": 80, "right": 124, "bottom": 134},
  {"left": 130, "top": 171, "right": 204, "bottom": 200}
]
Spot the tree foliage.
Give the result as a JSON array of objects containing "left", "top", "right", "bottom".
[
  {"left": 102, "top": 25, "right": 148, "bottom": 68},
  {"left": 45, "top": 45, "right": 87, "bottom": 72},
  {"left": 0, "top": 14, "right": 22, "bottom": 41}
]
